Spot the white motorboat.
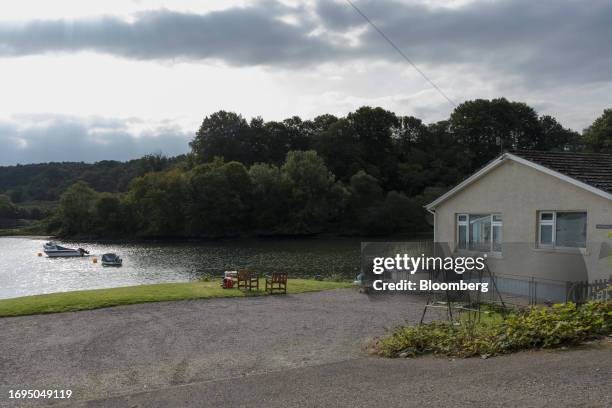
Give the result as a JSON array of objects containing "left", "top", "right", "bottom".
[
  {"left": 101, "top": 253, "right": 122, "bottom": 267},
  {"left": 43, "top": 241, "right": 89, "bottom": 258}
]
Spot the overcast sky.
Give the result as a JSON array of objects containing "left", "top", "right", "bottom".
[{"left": 0, "top": 0, "right": 610, "bottom": 165}]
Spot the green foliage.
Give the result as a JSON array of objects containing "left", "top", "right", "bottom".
[
  {"left": 583, "top": 108, "right": 612, "bottom": 153},
  {"left": 0, "top": 156, "right": 183, "bottom": 203},
  {"left": 57, "top": 181, "right": 97, "bottom": 235},
  {"left": 92, "top": 193, "right": 128, "bottom": 236},
  {"left": 128, "top": 169, "right": 187, "bottom": 237},
  {"left": 190, "top": 111, "right": 251, "bottom": 164},
  {"left": 2, "top": 100, "right": 604, "bottom": 238},
  {"left": 248, "top": 163, "right": 288, "bottom": 232},
  {"left": 186, "top": 161, "right": 251, "bottom": 236},
  {"left": 377, "top": 301, "right": 611, "bottom": 358},
  {"left": 281, "top": 150, "right": 339, "bottom": 234},
  {"left": 0, "top": 195, "right": 17, "bottom": 218},
  {"left": 450, "top": 98, "right": 542, "bottom": 173}
]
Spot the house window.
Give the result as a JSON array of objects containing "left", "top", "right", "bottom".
[
  {"left": 537, "top": 211, "right": 587, "bottom": 249},
  {"left": 457, "top": 215, "right": 468, "bottom": 250},
  {"left": 456, "top": 214, "right": 502, "bottom": 253}
]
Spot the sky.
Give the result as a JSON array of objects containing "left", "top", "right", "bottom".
[{"left": 0, "top": 0, "right": 610, "bottom": 165}]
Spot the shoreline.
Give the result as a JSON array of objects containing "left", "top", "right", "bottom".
[{"left": 1, "top": 232, "right": 434, "bottom": 245}]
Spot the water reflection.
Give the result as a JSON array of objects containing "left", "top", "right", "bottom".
[{"left": 0, "top": 237, "right": 360, "bottom": 299}]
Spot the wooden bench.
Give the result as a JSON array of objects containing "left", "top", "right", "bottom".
[{"left": 265, "top": 272, "right": 288, "bottom": 294}]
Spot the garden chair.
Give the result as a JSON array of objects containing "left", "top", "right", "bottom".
[
  {"left": 265, "top": 272, "right": 288, "bottom": 294},
  {"left": 237, "top": 269, "right": 260, "bottom": 291}
]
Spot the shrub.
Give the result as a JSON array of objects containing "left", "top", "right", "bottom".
[{"left": 376, "top": 301, "right": 611, "bottom": 358}]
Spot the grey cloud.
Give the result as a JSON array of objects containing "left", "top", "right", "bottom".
[
  {"left": 0, "top": 3, "right": 333, "bottom": 66},
  {"left": 320, "top": 0, "right": 612, "bottom": 85},
  {"left": 0, "top": 115, "right": 191, "bottom": 165},
  {"left": 0, "top": 0, "right": 610, "bottom": 86}
]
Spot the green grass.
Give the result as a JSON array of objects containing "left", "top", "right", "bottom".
[
  {"left": 457, "top": 304, "right": 506, "bottom": 326},
  {"left": 0, "top": 220, "right": 50, "bottom": 236},
  {"left": 0, "top": 279, "right": 353, "bottom": 318}
]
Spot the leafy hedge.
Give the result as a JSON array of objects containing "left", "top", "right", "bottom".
[{"left": 377, "top": 301, "right": 611, "bottom": 358}]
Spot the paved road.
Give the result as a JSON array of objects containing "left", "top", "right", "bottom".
[
  {"left": 78, "top": 347, "right": 612, "bottom": 408},
  {"left": 0, "top": 289, "right": 610, "bottom": 407}
]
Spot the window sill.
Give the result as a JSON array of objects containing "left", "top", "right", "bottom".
[
  {"left": 532, "top": 247, "right": 588, "bottom": 256},
  {"left": 454, "top": 249, "right": 503, "bottom": 259}
]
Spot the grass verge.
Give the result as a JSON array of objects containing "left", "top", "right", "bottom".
[
  {"left": 376, "top": 301, "right": 611, "bottom": 358},
  {"left": 0, "top": 279, "right": 352, "bottom": 318}
]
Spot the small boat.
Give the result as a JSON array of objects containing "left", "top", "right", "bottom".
[
  {"left": 101, "top": 253, "right": 123, "bottom": 267},
  {"left": 43, "top": 241, "right": 89, "bottom": 258}
]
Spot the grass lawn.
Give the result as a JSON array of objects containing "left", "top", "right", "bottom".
[{"left": 0, "top": 279, "right": 353, "bottom": 318}]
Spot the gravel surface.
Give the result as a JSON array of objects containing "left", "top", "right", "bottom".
[
  {"left": 0, "top": 289, "right": 435, "bottom": 406},
  {"left": 1, "top": 289, "right": 610, "bottom": 407}
]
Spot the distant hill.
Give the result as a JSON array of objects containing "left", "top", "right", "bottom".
[{"left": 0, "top": 154, "right": 185, "bottom": 202}]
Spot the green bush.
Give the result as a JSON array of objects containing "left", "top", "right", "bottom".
[{"left": 377, "top": 301, "right": 611, "bottom": 358}]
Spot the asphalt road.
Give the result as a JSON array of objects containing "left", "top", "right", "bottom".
[
  {"left": 0, "top": 289, "right": 610, "bottom": 407},
  {"left": 78, "top": 347, "right": 612, "bottom": 408}
]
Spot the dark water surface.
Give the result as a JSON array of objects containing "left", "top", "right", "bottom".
[{"left": 0, "top": 237, "right": 362, "bottom": 299}]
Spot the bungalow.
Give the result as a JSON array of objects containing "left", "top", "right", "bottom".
[{"left": 425, "top": 150, "right": 611, "bottom": 300}]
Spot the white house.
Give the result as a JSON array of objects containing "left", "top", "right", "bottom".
[{"left": 425, "top": 150, "right": 611, "bottom": 300}]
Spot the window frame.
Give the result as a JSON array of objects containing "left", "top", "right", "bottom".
[
  {"left": 537, "top": 210, "right": 587, "bottom": 250},
  {"left": 456, "top": 213, "right": 502, "bottom": 254},
  {"left": 537, "top": 211, "right": 555, "bottom": 248}
]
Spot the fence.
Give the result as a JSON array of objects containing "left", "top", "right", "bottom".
[
  {"left": 373, "top": 267, "right": 610, "bottom": 306},
  {"left": 566, "top": 279, "right": 610, "bottom": 303}
]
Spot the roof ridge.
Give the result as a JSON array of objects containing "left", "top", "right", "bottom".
[{"left": 510, "top": 149, "right": 612, "bottom": 158}]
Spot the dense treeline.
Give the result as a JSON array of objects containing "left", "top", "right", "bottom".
[
  {"left": 53, "top": 151, "right": 428, "bottom": 237},
  {"left": 0, "top": 154, "right": 183, "bottom": 203},
  {"left": 1, "top": 98, "right": 610, "bottom": 238}
]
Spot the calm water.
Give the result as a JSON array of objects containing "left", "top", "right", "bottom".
[{"left": 0, "top": 237, "right": 361, "bottom": 299}]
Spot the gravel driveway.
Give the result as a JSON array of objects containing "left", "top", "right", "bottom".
[
  {"left": 0, "top": 289, "right": 435, "bottom": 406},
  {"left": 1, "top": 289, "right": 610, "bottom": 407}
]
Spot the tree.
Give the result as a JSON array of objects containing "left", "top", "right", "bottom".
[
  {"left": 185, "top": 161, "right": 252, "bottom": 237},
  {"left": 314, "top": 119, "right": 362, "bottom": 181},
  {"left": 127, "top": 170, "right": 187, "bottom": 237},
  {"left": 249, "top": 163, "right": 288, "bottom": 232},
  {"left": 345, "top": 171, "right": 385, "bottom": 233},
  {"left": 138, "top": 153, "right": 169, "bottom": 176},
  {"left": 190, "top": 111, "right": 251, "bottom": 164},
  {"left": 347, "top": 106, "right": 399, "bottom": 182},
  {"left": 538, "top": 116, "right": 581, "bottom": 151},
  {"left": 281, "top": 150, "right": 338, "bottom": 234},
  {"left": 57, "top": 181, "right": 97, "bottom": 235},
  {"left": 583, "top": 108, "right": 612, "bottom": 153},
  {"left": 93, "top": 193, "right": 127, "bottom": 236},
  {"left": 382, "top": 191, "right": 428, "bottom": 233},
  {"left": 449, "top": 98, "right": 542, "bottom": 172},
  {"left": 0, "top": 195, "right": 17, "bottom": 218}
]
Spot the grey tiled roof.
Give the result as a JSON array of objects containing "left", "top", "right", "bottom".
[{"left": 511, "top": 150, "right": 612, "bottom": 194}]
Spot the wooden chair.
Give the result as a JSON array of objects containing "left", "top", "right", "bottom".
[
  {"left": 236, "top": 270, "right": 250, "bottom": 290},
  {"left": 265, "top": 272, "right": 288, "bottom": 294},
  {"left": 247, "top": 272, "right": 260, "bottom": 291},
  {"left": 237, "top": 269, "right": 260, "bottom": 291}
]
